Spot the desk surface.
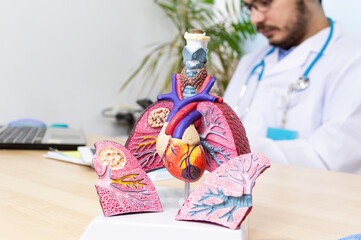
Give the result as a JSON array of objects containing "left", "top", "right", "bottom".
[{"left": 0, "top": 135, "right": 360, "bottom": 239}]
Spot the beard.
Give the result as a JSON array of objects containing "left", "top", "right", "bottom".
[{"left": 257, "top": 0, "right": 310, "bottom": 50}]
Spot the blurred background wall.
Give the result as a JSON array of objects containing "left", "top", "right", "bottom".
[
  {"left": 0, "top": 0, "right": 174, "bottom": 137},
  {"left": 0, "top": 0, "right": 359, "bottom": 137}
]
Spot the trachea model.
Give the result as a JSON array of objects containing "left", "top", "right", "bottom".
[{"left": 93, "top": 29, "right": 270, "bottom": 229}]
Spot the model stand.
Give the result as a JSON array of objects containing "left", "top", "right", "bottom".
[{"left": 81, "top": 187, "right": 248, "bottom": 240}]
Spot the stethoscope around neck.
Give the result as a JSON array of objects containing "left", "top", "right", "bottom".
[{"left": 233, "top": 18, "right": 334, "bottom": 123}]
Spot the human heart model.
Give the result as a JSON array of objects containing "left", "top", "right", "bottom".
[{"left": 93, "top": 30, "right": 270, "bottom": 229}]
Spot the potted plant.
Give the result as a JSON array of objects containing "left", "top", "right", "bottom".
[{"left": 121, "top": 0, "right": 255, "bottom": 96}]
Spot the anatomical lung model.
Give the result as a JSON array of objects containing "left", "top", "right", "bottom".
[
  {"left": 93, "top": 29, "right": 270, "bottom": 229},
  {"left": 176, "top": 153, "right": 270, "bottom": 229},
  {"left": 126, "top": 30, "right": 252, "bottom": 181},
  {"left": 93, "top": 141, "right": 162, "bottom": 217}
]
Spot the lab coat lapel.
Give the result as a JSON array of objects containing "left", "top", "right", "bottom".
[{"left": 262, "top": 45, "right": 311, "bottom": 77}]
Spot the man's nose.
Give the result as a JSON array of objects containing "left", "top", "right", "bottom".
[{"left": 250, "top": 9, "right": 266, "bottom": 25}]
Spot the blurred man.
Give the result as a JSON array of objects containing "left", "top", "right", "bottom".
[{"left": 224, "top": 0, "right": 361, "bottom": 174}]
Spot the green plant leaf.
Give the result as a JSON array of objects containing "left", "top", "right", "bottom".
[{"left": 200, "top": 0, "right": 214, "bottom": 4}]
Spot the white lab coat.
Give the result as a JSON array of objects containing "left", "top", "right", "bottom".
[{"left": 224, "top": 22, "right": 361, "bottom": 174}]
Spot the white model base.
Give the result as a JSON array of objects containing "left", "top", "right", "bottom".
[{"left": 81, "top": 187, "right": 248, "bottom": 240}]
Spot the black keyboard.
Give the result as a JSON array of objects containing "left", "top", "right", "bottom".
[{"left": 0, "top": 126, "right": 47, "bottom": 144}]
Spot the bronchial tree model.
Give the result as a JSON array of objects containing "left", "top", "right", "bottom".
[{"left": 93, "top": 29, "right": 270, "bottom": 230}]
